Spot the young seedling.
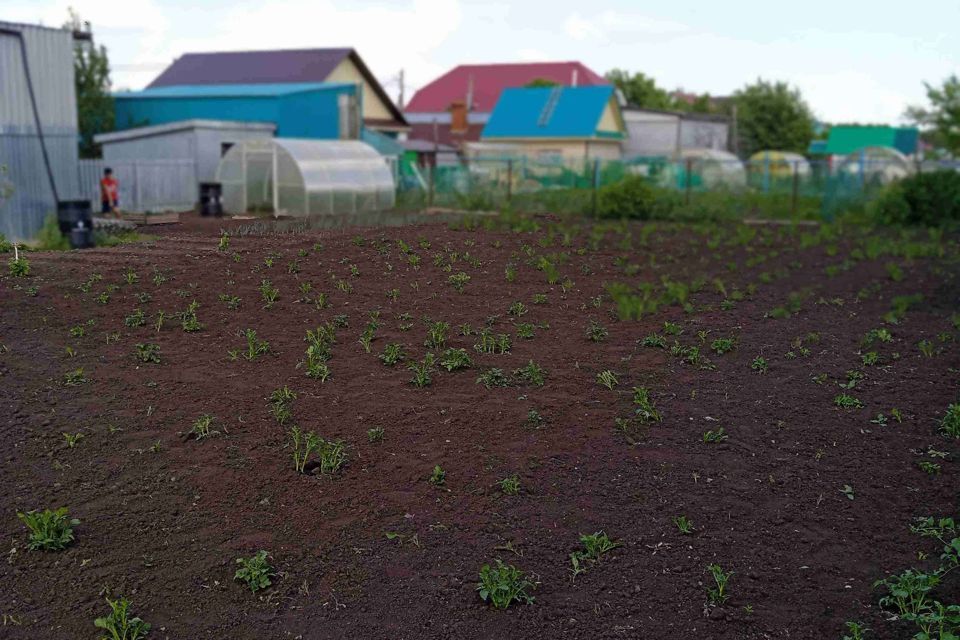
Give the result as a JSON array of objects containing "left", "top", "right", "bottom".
[
  {"left": 834, "top": 394, "right": 864, "bottom": 409},
  {"left": 515, "top": 322, "right": 535, "bottom": 340},
  {"left": 570, "top": 531, "right": 620, "bottom": 577},
  {"left": 840, "top": 484, "right": 855, "bottom": 500},
  {"left": 409, "top": 353, "right": 436, "bottom": 388},
  {"left": 8, "top": 255, "right": 30, "bottom": 277},
  {"left": 448, "top": 271, "right": 470, "bottom": 293},
  {"left": 234, "top": 550, "right": 274, "bottom": 593},
  {"left": 188, "top": 414, "right": 218, "bottom": 440},
  {"left": 424, "top": 320, "right": 449, "bottom": 349},
  {"left": 513, "top": 360, "right": 546, "bottom": 387},
  {"left": 259, "top": 279, "right": 279, "bottom": 309},
  {"left": 940, "top": 403, "right": 960, "bottom": 439},
  {"left": 63, "top": 432, "right": 84, "bottom": 448},
  {"left": 498, "top": 474, "right": 520, "bottom": 496},
  {"left": 367, "top": 426, "right": 384, "bottom": 442},
  {"left": 240, "top": 329, "right": 270, "bottom": 361},
  {"left": 640, "top": 333, "right": 667, "bottom": 348},
  {"left": 706, "top": 564, "right": 733, "bottom": 605},
  {"left": 124, "top": 309, "right": 146, "bottom": 328},
  {"left": 751, "top": 356, "right": 768, "bottom": 373},
  {"left": 477, "top": 559, "right": 536, "bottom": 609},
  {"left": 269, "top": 386, "right": 296, "bottom": 426},
  {"left": 379, "top": 343, "right": 406, "bottom": 366},
  {"left": 632, "top": 387, "right": 661, "bottom": 423},
  {"left": 428, "top": 465, "right": 446, "bottom": 486},
  {"left": 179, "top": 301, "right": 202, "bottom": 332},
  {"left": 842, "top": 621, "right": 869, "bottom": 640},
  {"left": 93, "top": 597, "right": 150, "bottom": 640},
  {"left": 596, "top": 370, "right": 618, "bottom": 390},
  {"left": 508, "top": 301, "right": 528, "bottom": 317},
  {"left": 702, "top": 428, "right": 728, "bottom": 443},
  {"left": 673, "top": 515, "right": 694, "bottom": 535},
  {"left": 585, "top": 321, "right": 609, "bottom": 343},
  {"left": 711, "top": 337, "right": 735, "bottom": 355},
  {"left": 17, "top": 507, "right": 79, "bottom": 551},
  {"left": 64, "top": 368, "right": 88, "bottom": 386},
  {"left": 477, "top": 368, "right": 510, "bottom": 388}
]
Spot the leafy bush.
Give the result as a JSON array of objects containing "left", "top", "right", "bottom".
[
  {"left": 35, "top": 214, "right": 70, "bottom": 251},
  {"left": 871, "top": 170, "right": 960, "bottom": 226},
  {"left": 93, "top": 597, "right": 151, "bottom": 639},
  {"left": 597, "top": 175, "right": 666, "bottom": 220},
  {"left": 8, "top": 256, "right": 29, "bottom": 277},
  {"left": 18, "top": 507, "right": 79, "bottom": 551}
]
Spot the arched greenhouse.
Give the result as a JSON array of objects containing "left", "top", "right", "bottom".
[{"left": 216, "top": 139, "right": 395, "bottom": 216}]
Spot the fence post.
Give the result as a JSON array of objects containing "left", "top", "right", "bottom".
[
  {"left": 791, "top": 160, "right": 799, "bottom": 218},
  {"left": 427, "top": 163, "right": 434, "bottom": 209},
  {"left": 133, "top": 160, "right": 141, "bottom": 213},
  {"left": 685, "top": 157, "right": 693, "bottom": 205},
  {"left": 591, "top": 157, "right": 599, "bottom": 217},
  {"left": 506, "top": 159, "right": 513, "bottom": 204}
]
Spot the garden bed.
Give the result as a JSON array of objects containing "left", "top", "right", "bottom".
[{"left": 0, "top": 215, "right": 957, "bottom": 638}]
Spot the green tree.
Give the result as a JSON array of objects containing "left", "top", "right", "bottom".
[
  {"left": 65, "top": 10, "right": 114, "bottom": 158},
  {"left": 525, "top": 78, "right": 559, "bottom": 88},
  {"left": 905, "top": 74, "right": 960, "bottom": 156},
  {"left": 605, "top": 69, "right": 676, "bottom": 110},
  {"left": 731, "top": 79, "right": 815, "bottom": 156}
]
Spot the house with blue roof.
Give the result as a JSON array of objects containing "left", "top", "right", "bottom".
[{"left": 476, "top": 85, "right": 626, "bottom": 162}]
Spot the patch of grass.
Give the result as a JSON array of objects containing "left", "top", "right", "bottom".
[
  {"left": 477, "top": 559, "right": 536, "bottom": 609},
  {"left": 234, "top": 550, "right": 274, "bottom": 593}
]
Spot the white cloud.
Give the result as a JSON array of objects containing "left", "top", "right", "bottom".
[{"left": 564, "top": 9, "right": 690, "bottom": 42}]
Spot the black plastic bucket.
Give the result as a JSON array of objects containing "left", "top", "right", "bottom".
[
  {"left": 57, "top": 200, "right": 92, "bottom": 235},
  {"left": 70, "top": 226, "right": 94, "bottom": 249},
  {"left": 199, "top": 182, "right": 223, "bottom": 217}
]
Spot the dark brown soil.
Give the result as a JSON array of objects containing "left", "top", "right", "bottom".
[{"left": 1, "top": 212, "right": 958, "bottom": 639}]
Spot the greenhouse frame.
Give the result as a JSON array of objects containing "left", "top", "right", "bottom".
[{"left": 216, "top": 138, "right": 395, "bottom": 216}]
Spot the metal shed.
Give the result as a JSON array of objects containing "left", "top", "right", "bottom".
[
  {"left": 0, "top": 21, "right": 81, "bottom": 242},
  {"left": 621, "top": 108, "right": 729, "bottom": 160}
]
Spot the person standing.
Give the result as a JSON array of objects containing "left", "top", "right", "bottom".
[{"left": 100, "top": 167, "right": 119, "bottom": 217}]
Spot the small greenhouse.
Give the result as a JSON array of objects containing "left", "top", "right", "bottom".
[
  {"left": 836, "top": 146, "right": 911, "bottom": 184},
  {"left": 660, "top": 149, "right": 746, "bottom": 189},
  {"left": 748, "top": 151, "right": 811, "bottom": 178},
  {"left": 216, "top": 139, "right": 395, "bottom": 216}
]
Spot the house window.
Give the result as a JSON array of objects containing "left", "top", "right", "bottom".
[{"left": 220, "top": 142, "right": 234, "bottom": 157}]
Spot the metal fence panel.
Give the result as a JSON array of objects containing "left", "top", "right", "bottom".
[{"left": 78, "top": 159, "right": 197, "bottom": 213}]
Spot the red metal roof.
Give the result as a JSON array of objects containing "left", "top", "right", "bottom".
[{"left": 406, "top": 62, "right": 606, "bottom": 113}]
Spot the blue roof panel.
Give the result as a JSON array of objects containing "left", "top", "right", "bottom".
[
  {"left": 114, "top": 82, "right": 352, "bottom": 99},
  {"left": 482, "top": 85, "right": 617, "bottom": 139}
]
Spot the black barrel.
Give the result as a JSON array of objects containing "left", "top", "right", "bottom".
[
  {"left": 199, "top": 182, "right": 223, "bottom": 217},
  {"left": 57, "top": 200, "right": 92, "bottom": 235}
]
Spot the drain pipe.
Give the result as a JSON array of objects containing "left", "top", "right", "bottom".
[{"left": 0, "top": 26, "right": 60, "bottom": 204}]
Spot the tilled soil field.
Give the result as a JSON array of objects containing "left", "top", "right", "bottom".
[{"left": 1, "top": 213, "right": 958, "bottom": 639}]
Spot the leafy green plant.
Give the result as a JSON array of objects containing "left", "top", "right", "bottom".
[
  {"left": 498, "top": 474, "right": 520, "bottom": 496},
  {"left": 702, "top": 428, "right": 728, "bottom": 443},
  {"left": 477, "top": 559, "right": 536, "bottom": 609},
  {"left": 673, "top": 515, "right": 694, "bottom": 535},
  {"left": 840, "top": 484, "right": 855, "bottom": 500},
  {"left": 17, "top": 507, "right": 79, "bottom": 551},
  {"left": 63, "top": 432, "right": 84, "bottom": 448},
  {"left": 409, "top": 353, "right": 436, "bottom": 388},
  {"left": 834, "top": 393, "right": 864, "bottom": 409},
  {"left": 259, "top": 279, "right": 279, "bottom": 308},
  {"left": 124, "top": 309, "right": 146, "bottom": 328},
  {"left": 367, "top": 426, "right": 384, "bottom": 442},
  {"left": 235, "top": 550, "right": 274, "bottom": 593},
  {"left": 711, "top": 337, "right": 735, "bottom": 355},
  {"left": 64, "top": 368, "right": 88, "bottom": 386},
  {"left": 918, "top": 461, "right": 941, "bottom": 475},
  {"left": 240, "top": 329, "right": 270, "bottom": 361},
  {"left": 448, "top": 271, "right": 470, "bottom": 293},
  {"left": 379, "top": 343, "right": 406, "bottom": 366},
  {"left": 706, "top": 563, "right": 733, "bottom": 605},
  {"left": 424, "top": 320, "right": 449, "bottom": 349},
  {"left": 439, "top": 347, "right": 472, "bottom": 371},
  {"left": 663, "top": 321, "right": 682, "bottom": 336},
  {"left": 93, "top": 597, "right": 151, "bottom": 640},
  {"left": 508, "top": 301, "right": 528, "bottom": 317},
  {"left": 874, "top": 569, "right": 940, "bottom": 619},
  {"left": 428, "top": 464, "right": 446, "bottom": 486},
  {"left": 134, "top": 343, "right": 161, "bottom": 364},
  {"left": 570, "top": 531, "right": 620, "bottom": 577},
  {"left": 513, "top": 360, "right": 545, "bottom": 387},
  {"left": 269, "top": 386, "right": 296, "bottom": 425},
  {"left": 940, "top": 403, "right": 960, "bottom": 439},
  {"left": 842, "top": 621, "right": 868, "bottom": 640},
  {"left": 641, "top": 333, "right": 667, "bottom": 348},
  {"left": 585, "top": 320, "right": 608, "bottom": 343},
  {"left": 8, "top": 256, "right": 30, "bottom": 277},
  {"left": 919, "top": 339, "right": 936, "bottom": 357},
  {"left": 751, "top": 356, "right": 768, "bottom": 373},
  {"left": 477, "top": 368, "right": 510, "bottom": 388},
  {"left": 473, "top": 329, "right": 511, "bottom": 354},
  {"left": 179, "top": 301, "right": 202, "bottom": 332}
]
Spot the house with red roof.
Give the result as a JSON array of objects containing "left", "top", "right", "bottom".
[{"left": 404, "top": 62, "right": 607, "bottom": 150}]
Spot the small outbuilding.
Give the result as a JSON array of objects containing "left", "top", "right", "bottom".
[{"left": 215, "top": 138, "right": 395, "bottom": 216}]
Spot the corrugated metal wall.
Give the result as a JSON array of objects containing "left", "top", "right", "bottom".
[
  {"left": 0, "top": 21, "right": 80, "bottom": 242},
  {"left": 79, "top": 159, "right": 197, "bottom": 213}
]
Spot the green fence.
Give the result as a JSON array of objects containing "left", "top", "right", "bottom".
[{"left": 396, "top": 154, "right": 928, "bottom": 221}]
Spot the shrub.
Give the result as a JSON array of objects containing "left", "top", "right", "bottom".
[
  {"left": 35, "top": 213, "right": 70, "bottom": 251},
  {"left": 17, "top": 507, "right": 79, "bottom": 551},
  {"left": 871, "top": 170, "right": 960, "bottom": 226},
  {"left": 8, "top": 256, "right": 30, "bottom": 277},
  {"left": 93, "top": 597, "right": 151, "bottom": 640},
  {"left": 597, "top": 175, "right": 668, "bottom": 220}
]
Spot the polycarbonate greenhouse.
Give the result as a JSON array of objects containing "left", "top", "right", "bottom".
[{"left": 216, "top": 138, "right": 395, "bottom": 216}]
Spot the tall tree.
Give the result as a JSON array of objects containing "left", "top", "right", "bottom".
[
  {"left": 65, "top": 10, "right": 114, "bottom": 159},
  {"left": 731, "top": 79, "right": 814, "bottom": 156},
  {"left": 605, "top": 69, "right": 676, "bottom": 110},
  {"left": 905, "top": 75, "right": 960, "bottom": 157}
]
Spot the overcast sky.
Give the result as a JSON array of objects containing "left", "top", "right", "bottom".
[{"left": 7, "top": 0, "right": 958, "bottom": 123}]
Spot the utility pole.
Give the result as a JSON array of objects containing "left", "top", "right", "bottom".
[{"left": 397, "top": 69, "right": 405, "bottom": 110}]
